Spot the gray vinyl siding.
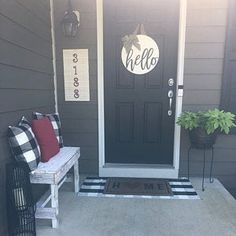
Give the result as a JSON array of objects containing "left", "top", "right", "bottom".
[
  {"left": 180, "top": 0, "right": 236, "bottom": 197},
  {"left": 0, "top": 0, "right": 54, "bottom": 234},
  {"left": 1, "top": 0, "right": 234, "bottom": 234},
  {"left": 54, "top": 1, "right": 236, "bottom": 196},
  {"left": 183, "top": 0, "right": 228, "bottom": 108},
  {"left": 221, "top": 0, "right": 236, "bottom": 118},
  {"left": 54, "top": 0, "right": 98, "bottom": 175}
]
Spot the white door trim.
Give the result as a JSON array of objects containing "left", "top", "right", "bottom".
[
  {"left": 96, "top": 0, "right": 187, "bottom": 178},
  {"left": 50, "top": 0, "right": 58, "bottom": 113}
]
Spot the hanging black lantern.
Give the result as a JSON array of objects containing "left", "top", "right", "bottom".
[{"left": 61, "top": 0, "right": 80, "bottom": 37}]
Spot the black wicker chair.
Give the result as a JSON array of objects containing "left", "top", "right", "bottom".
[{"left": 6, "top": 162, "right": 36, "bottom": 236}]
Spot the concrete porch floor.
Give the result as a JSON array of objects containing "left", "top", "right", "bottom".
[{"left": 37, "top": 177, "right": 236, "bottom": 236}]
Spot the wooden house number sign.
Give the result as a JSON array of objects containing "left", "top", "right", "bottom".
[{"left": 63, "top": 49, "right": 90, "bottom": 101}]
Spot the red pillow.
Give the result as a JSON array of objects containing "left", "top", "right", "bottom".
[{"left": 32, "top": 117, "right": 60, "bottom": 162}]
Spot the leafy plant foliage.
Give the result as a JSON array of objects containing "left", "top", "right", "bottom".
[{"left": 177, "top": 109, "right": 236, "bottom": 134}]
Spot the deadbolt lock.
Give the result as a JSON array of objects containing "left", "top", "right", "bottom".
[{"left": 168, "top": 78, "right": 174, "bottom": 87}]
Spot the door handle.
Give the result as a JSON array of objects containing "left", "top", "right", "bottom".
[{"left": 168, "top": 90, "right": 173, "bottom": 116}]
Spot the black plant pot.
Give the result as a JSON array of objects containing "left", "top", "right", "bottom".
[{"left": 189, "top": 128, "right": 217, "bottom": 149}]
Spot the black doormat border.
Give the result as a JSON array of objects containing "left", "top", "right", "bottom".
[{"left": 78, "top": 177, "right": 200, "bottom": 200}]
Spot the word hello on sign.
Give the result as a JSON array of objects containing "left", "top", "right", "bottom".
[{"left": 121, "top": 35, "right": 159, "bottom": 75}]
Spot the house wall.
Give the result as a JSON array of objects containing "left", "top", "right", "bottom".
[
  {"left": 54, "top": 1, "right": 236, "bottom": 196},
  {"left": 0, "top": 0, "right": 54, "bottom": 234},
  {"left": 54, "top": 0, "right": 98, "bottom": 174},
  {"left": 179, "top": 0, "right": 236, "bottom": 197}
]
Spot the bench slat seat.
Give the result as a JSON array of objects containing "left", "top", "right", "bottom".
[
  {"left": 30, "top": 146, "right": 80, "bottom": 228},
  {"left": 30, "top": 147, "right": 80, "bottom": 184}
]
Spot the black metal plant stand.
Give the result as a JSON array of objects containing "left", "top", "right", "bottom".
[
  {"left": 188, "top": 145, "right": 214, "bottom": 191},
  {"left": 6, "top": 162, "right": 36, "bottom": 236}
]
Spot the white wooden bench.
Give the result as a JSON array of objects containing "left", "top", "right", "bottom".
[{"left": 30, "top": 147, "right": 80, "bottom": 228}]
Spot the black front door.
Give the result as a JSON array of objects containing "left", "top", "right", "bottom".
[{"left": 104, "top": 0, "right": 179, "bottom": 165}]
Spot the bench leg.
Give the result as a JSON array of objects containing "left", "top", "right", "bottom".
[
  {"left": 51, "top": 184, "right": 59, "bottom": 228},
  {"left": 74, "top": 159, "right": 79, "bottom": 193}
]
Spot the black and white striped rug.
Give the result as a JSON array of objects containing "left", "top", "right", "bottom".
[{"left": 78, "top": 177, "right": 200, "bottom": 200}]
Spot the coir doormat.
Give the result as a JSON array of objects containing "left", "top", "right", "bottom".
[
  {"left": 104, "top": 178, "right": 173, "bottom": 196},
  {"left": 79, "top": 177, "right": 200, "bottom": 200}
]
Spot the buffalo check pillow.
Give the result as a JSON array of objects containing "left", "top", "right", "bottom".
[
  {"left": 8, "top": 116, "right": 41, "bottom": 171},
  {"left": 32, "top": 112, "right": 64, "bottom": 148}
]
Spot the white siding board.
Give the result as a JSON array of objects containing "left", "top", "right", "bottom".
[
  {"left": 184, "top": 74, "right": 222, "bottom": 90},
  {"left": 186, "top": 27, "right": 226, "bottom": 43},
  {"left": 187, "top": 0, "right": 228, "bottom": 10},
  {"left": 182, "top": 105, "right": 218, "bottom": 112},
  {"left": 183, "top": 90, "right": 221, "bottom": 105},
  {"left": 187, "top": 9, "right": 228, "bottom": 26},
  {"left": 184, "top": 59, "right": 224, "bottom": 74},
  {"left": 185, "top": 43, "right": 225, "bottom": 59}
]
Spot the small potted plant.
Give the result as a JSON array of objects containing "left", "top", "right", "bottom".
[{"left": 177, "top": 109, "right": 236, "bottom": 149}]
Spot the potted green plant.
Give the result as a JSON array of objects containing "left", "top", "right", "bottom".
[{"left": 177, "top": 109, "right": 236, "bottom": 149}]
